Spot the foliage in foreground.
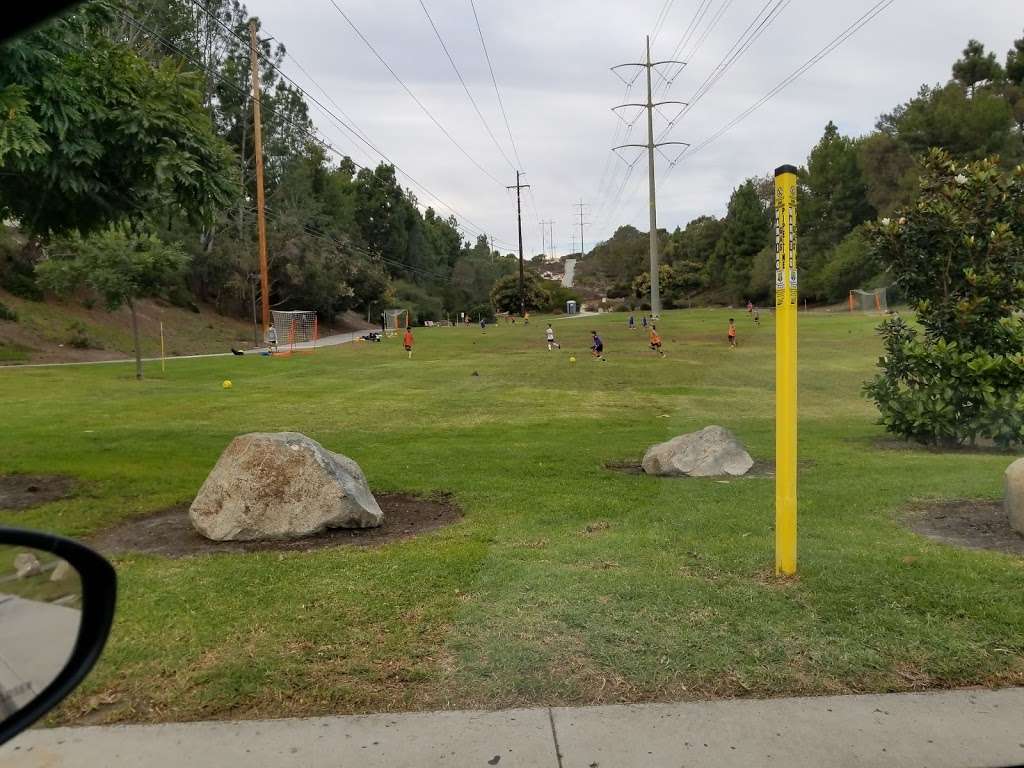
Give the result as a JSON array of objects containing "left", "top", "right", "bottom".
[
  {"left": 38, "top": 228, "right": 188, "bottom": 379},
  {"left": 864, "top": 151, "right": 1024, "bottom": 447}
]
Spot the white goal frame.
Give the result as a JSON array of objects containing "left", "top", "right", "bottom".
[
  {"left": 270, "top": 310, "right": 319, "bottom": 355},
  {"left": 849, "top": 288, "right": 888, "bottom": 313},
  {"left": 383, "top": 308, "right": 409, "bottom": 337}
]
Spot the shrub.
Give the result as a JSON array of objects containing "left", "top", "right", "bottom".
[
  {"left": 0, "top": 301, "right": 16, "bottom": 322},
  {"left": 864, "top": 150, "right": 1024, "bottom": 447},
  {"left": 864, "top": 316, "right": 1024, "bottom": 448},
  {"left": 66, "top": 320, "right": 102, "bottom": 350}
]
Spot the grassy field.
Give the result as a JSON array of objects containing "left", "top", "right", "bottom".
[{"left": 1, "top": 308, "right": 1022, "bottom": 725}]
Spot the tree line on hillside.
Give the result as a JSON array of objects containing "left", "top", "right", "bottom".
[
  {"left": 0, "top": 0, "right": 557, "bottom": 347},
  {"left": 576, "top": 34, "right": 1024, "bottom": 307}
]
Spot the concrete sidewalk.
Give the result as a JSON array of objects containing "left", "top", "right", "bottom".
[{"left": 2, "top": 688, "right": 1023, "bottom": 767}]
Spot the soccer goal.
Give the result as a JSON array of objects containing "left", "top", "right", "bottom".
[
  {"left": 382, "top": 308, "right": 409, "bottom": 337},
  {"left": 849, "top": 287, "right": 888, "bottom": 313},
  {"left": 270, "top": 310, "right": 318, "bottom": 355}
]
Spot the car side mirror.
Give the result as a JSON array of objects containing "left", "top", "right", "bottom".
[{"left": 0, "top": 527, "right": 116, "bottom": 746}]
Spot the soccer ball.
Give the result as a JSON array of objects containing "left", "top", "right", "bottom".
[
  {"left": 569, "top": 356, "right": 576, "bottom": 364},
  {"left": 222, "top": 380, "right": 233, "bottom": 389}
]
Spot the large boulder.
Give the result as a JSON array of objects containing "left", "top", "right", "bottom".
[
  {"left": 1004, "top": 458, "right": 1024, "bottom": 536},
  {"left": 642, "top": 425, "right": 754, "bottom": 477},
  {"left": 189, "top": 432, "right": 383, "bottom": 541}
]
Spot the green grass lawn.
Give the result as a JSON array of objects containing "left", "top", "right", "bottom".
[{"left": 1, "top": 308, "right": 1022, "bottom": 724}]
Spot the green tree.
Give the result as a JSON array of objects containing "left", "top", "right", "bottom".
[
  {"left": 857, "top": 132, "right": 918, "bottom": 216},
  {"left": 1007, "top": 32, "right": 1024, "bottom": 85},
  {"left": 37, "top": 229, "right": 189, "bottom": 380},
  {"left": 708, "top": 180, "right": 770, "bottom": 299},
  {"left": 664, "top": 215, "right": 724, "bottom": 271},
  {"left": 878, "top": 83, "right": 1017, "bottom": 163},
  {"left": 0, "top": 6, "right": 237, "bottom": 235},
  {"left": 490, "top": 270, "right": 549, "bottom": 313},
  {"left": 864, "top": 151, "right": 1024, "bottom": 446},
  {"left": 952, "top": 39, "right": 1005, "bottom": 96},
  {"left": 799, "top": 122, "right": 876, "bottom": 293}
]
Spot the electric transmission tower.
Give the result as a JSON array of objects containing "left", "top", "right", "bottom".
[
  {"left": 611, "top": 36, "right": 689, "bottom": 316},
  {"left": 540, "top": 220, "right": 556, "bottom": 259},
  {"left": 574, "top": 201, "right": 590, "bottom": 259}
]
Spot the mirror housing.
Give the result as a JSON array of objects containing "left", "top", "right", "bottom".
[{"left": 0, "top": 528, "right": 116, "bottom": 746}]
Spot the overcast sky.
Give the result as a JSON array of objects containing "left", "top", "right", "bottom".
[{"left": 247, "top": 0, "right": 1022, "bottom": 255}]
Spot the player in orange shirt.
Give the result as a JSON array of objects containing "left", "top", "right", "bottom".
[
  {"left": 403, "top": 327, "right": 414, "bottom": 358},
  {"left": 728, "top": 318, "right": 737, "bottom": 348},
  {"left": 648, "top": 324, "right": 665, "bottom": 357}
]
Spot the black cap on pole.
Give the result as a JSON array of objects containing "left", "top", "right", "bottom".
[{"left": 775, "top": 164, "right": 798, "bottom": 177}]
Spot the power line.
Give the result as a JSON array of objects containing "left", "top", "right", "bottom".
[
  {"left": 468, "top": 0, "right": 523, "bottom": 170},
  {"left": 669, "top": 1, "right": 897, "bottom": 175},
  {"left": 650, "top": 0, "right": 678, "bottom": 48},
  {"left": 673, "top": 0, "right": 791, "bottom": 120},
  {"left": 180, "top": 0, "right": 516, "bottom": 249},
  {"left": 417, "top": 0, "right": 516, "bottom": 172},
  {"left": 325, "top": 0, "right": 506, "bottom": 188},
  {"left": 611, "top": 0, "right": 794, "bottom": 229}
]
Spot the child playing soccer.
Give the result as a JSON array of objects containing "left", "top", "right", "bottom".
[
  {"left": 590, "top": 330, "right": 606, "bottom": 361},
  {"left": 628, "top": 314, "right": 636, "bottom": 330},
  {"left": 728, "top": 318, "right": 737, "bottom": 348},
  {"left": 546, "top": 324, "right": 560, "bottom": 351},
  {"left": 649, "top": 324, "right": 665, "bottom": 357},
  {"left": 403, "top": 327, "right": 414, "bottom": 358}
]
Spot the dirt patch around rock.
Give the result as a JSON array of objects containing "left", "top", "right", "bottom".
[
  {"left": 902, "top": 499, "right": 1024, "bottom": 556},
  {"left": 88, "top": 492, "right": 462, "bottom": 558},
  {"left": 0, "top": 474, "right": 76, "bottom": 510},
  {"left": 604, "top": 459, "right": 813, "bottom": 479}
]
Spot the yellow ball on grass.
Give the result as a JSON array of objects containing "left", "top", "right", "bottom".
[{"left": 222, "top": 379, "right": 233, "bottom": 389}]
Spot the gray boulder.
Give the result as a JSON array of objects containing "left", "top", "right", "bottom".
[
  {"left": 50, "top": 560, "right": 75, "bottom": 582},
  {"left": 642, "top": 425, "right": 754, "bottom": 477},
  {"left": 189, "top": 432, "right": 383, "bottom": 541},
  {"left": 14, "top": 552, "right": 42, "bottom": 579},
  {"left": 1004, "top": 457, "right": 1024, "bottom": 536}
]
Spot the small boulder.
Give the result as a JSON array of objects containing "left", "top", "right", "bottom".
[
  {"left": 1004, "top": 457, "right": 1024, "bottom": 536},
  {"left": 642, "top": 425, "right": 754, "bottom": 477},
  {"left": 14, "top": 552, "right": 42, "bottom": 579},
  {"left": 50, "top": 560, "right": 75, "bottom": 582},
  {"left": 189, "top": 432, "right": 383, "bottom": 541}
]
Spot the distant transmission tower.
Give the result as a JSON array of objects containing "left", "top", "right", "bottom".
[
  {"left": 574, "top": 201, "right": 590, "bottom": 259},
  {"left": 611, "top": 36, "right": 689, "bottom": 316}
]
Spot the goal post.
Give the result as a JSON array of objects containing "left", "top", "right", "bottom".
[
  {"left": 382, "top": 308, "right": 409, "bottom": 337},
  {"left": 270, "top": 310, "right": 318, "bottom": 355},
  {"left": 849, "top": 288, "right": 888, "bottom": 313}
]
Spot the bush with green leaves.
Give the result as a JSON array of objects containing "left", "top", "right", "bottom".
[
  {"left": 865, "top": 316, "right": 1024, "bottom": 447},
  {"left": 0, "top": 301, "right": 16, "bottom": 322},
  {"left": 864, "top": 150, "right": 1024, "bottom": 446}
]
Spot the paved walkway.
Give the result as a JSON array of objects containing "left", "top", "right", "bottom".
[{"left": 2, "top": 688, "right": 1022, "bottom": 767}]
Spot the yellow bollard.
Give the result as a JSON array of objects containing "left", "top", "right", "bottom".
[{"left": 774, "top": 165, "right": 798, "bottom": 576}]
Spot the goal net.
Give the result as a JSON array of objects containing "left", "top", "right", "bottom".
[
  {"left": 383, "top": 308, "right": 409, "bottom": 337},
  {"left": 270, "top": 310, "right": 318, "bottom": 355},
  {"left": 849, "top": 288, "right": 888, "bottom": 313}
]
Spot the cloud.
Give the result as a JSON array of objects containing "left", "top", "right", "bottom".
[{"left": 250, "top": 0, "right": 1023, "bottom": 252}]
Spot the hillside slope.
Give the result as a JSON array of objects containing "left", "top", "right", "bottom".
[{"left": 0, "top": 290, "right": 258, "bottom": 364}]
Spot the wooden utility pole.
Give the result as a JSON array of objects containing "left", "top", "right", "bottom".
[
  {"left": 249, "top": 20, "right": 270, "bottom": 336},
  {"left": 506, "top": 171, "right": 530, "bottom": 315}
]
